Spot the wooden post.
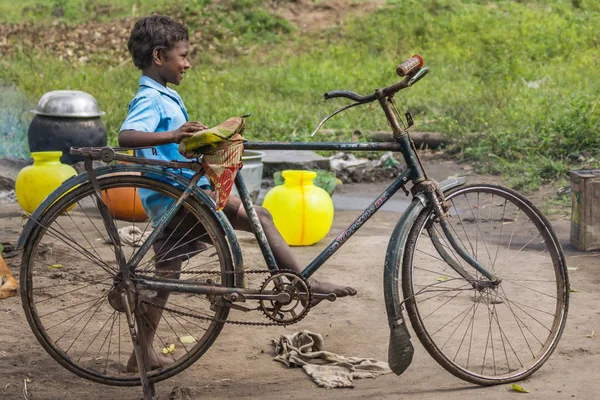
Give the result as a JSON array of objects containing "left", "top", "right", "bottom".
[
  {"left": 356, "top": 130, "right": 449, "bottom": 149},
  {"left": 569, "top": 169, "right": 600, "bottom": 251},
  {"left": 318, "top": 129, "right": 451, "bottom": 149}
]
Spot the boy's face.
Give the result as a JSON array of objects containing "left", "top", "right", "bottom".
[{"left": 156, "top": 40, "right": 190, "bottom": 86}]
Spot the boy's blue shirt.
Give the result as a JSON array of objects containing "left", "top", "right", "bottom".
[{"left": 120, "top": 75, "right": 210, "bottom": 226}]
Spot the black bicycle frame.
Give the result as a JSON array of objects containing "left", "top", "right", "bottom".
[
  {"left": 240, "top": 140, "right": 423, "bottom": 279},
  {"left": 237, "top": 85, "right": 497, "bottom": 283}
]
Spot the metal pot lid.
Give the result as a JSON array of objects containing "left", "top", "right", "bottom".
[{"left": 31, "top": 90, "right": 106, "bottom": 118}]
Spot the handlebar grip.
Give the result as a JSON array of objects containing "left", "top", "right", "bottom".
[{"left": 396, "top": 55, "right": 424, "bottom": 77}]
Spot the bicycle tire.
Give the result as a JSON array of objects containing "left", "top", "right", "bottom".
[
  {"left": 402, "top": 184, "right": 569, "bottom": 385},
  {"left": 21, "top": 175, "right": 234, "bottom": 386}
]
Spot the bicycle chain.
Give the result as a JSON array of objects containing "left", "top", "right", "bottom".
[
  {"left": 142, "top": 300, "right": 288, "bottom": 327},
  {"left": 138, "top": 268, "right": 299, "bottom": 327}
]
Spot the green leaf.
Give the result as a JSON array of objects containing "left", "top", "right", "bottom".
[
  {"left": 567, "top": 267, "right": 578, "bottom": 271},
  {"left": 569, "top": 287, "right": 578, "bottom": 293},
  {"left": 0, "top": 244, "right": 4, "bottom": 254},
  {"left": 436, "top": 276, "right": 450, "bottom": 282},
  {"left": 48, "top": 264, "right": 64, "bottom": 269},
  {"left": 511, "top": 384, "right": 530, "bottom": 393}
]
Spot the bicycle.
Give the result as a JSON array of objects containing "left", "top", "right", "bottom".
[{"left": 17, "top": 56, "right": 569, "bottom": 399}]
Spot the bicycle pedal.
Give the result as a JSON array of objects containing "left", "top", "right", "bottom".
[{"left": 388, "top": 319, "right": 414, "bottom": 375}]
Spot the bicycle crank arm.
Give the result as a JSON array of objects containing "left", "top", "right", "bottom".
[
  {"left": 311, "top": 293, "right": 337, "bottom": 302},
  {"left": 224, "top": 292, "right": 291, "bottom": 302},
  {"left": 225, "top": 291, "right": 336, "bottom": 303}
]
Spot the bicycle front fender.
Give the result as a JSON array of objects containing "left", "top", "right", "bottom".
[
  {"left": 383, "top": 176, "right": 465, "bottom": 375},
  {"left": 17, "top": 164, "right": 245, "bottom": 288},
  {"left": 383, "top": 176, "right": 465, "bottom": 323}
]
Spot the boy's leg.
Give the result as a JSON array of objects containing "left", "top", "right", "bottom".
[
  {"left": 127, "top": 210, "right": 208, "bottom": 372},
  {"left": 126, "top": 255, "right": 181, "bottom": 372},
  {"left": 220, "top": 194, "right": 357, "bottom": 299}
]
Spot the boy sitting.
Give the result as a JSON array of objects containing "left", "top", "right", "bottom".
[{"left": 119, "top": 15, "right": 356, "bottom": 371}]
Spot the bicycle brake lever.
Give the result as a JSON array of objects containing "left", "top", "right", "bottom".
[{"left": 408, "top": 67, "right": 430, "bottom": 86}]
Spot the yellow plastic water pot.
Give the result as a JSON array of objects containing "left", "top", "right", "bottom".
[
  {"left": 15, "top": 151, "right": 77, "bottom": 213},
  {"left": 262, "top": 170, "right": 334, "bottom": 246}
]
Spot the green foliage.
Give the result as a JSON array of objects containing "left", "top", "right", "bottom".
[
  {"left": 0, "top": 85, "right": 33, "bottom": 159},
  {"left": 184, "top": 0, "right": 293, "bottom": 55},
  {"left": 273, "top": 170, "right": 339, "bottom": 195},
  {"left": 1, "top": 0, "right": 174, "bottom": 23},
  {"left": 1, "top": 0, "right": 599, "bottom": 190}
]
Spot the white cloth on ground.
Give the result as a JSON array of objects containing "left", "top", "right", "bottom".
[
  {"left": 119, "top": 226, "right": 151, "bottom": 247},
  {"left": 271, "top": 330, "right": 391, "bottom": 388},
  {"left": 105, "top": 226, "right": 151, "bottom": 247}
]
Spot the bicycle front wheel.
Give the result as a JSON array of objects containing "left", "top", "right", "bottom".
[
  {"left": 21, "top": 175, "right": 234, "bottom": 386},
  {"left": 402, "top": 184, "right": 569, "bottom": 385}
]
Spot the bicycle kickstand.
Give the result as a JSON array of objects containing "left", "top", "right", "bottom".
[{"left": 121, "top": 291, "right": 157, "bottom": 400}]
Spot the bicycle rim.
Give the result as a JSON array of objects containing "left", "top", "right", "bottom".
[
  {"left": 402, "top": 184, "right": 569, "bottom": 385},
  {"left": 20, "top": 176, "right": 234, "bottom": 386}
]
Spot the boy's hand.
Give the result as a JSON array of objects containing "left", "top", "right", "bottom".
[{"left": 171, "top": 121, "right": 207, "bottom": 143}]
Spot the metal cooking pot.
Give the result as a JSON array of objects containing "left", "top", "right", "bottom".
[{"left": 28, "top": 90, "right": 107, "bottom": 164}]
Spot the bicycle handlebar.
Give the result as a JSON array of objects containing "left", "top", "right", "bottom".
[
  {"left": 323, "top": 90, "right": 377, "bottom": 103},
  {"left": 323, "top": 55, "right": 427, "bottom": 104}
]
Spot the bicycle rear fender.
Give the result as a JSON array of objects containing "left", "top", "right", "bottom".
[
  {"left": 17, "top": 164, "right": 245, "bottom": 288},
  {"left": 383, "top": 176, "right": 465, "bottom": 375}
]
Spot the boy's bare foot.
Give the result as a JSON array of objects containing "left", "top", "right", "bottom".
[
  {"left": 309, "top": 279, "right": 357, "bottom": 306},
  {"left": 126, "top": 351, "right": 174, "bottom": 373}
]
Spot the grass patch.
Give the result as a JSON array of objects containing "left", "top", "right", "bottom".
[
  {"left": 1, "top": 0, "right": 599, "bottom": 191},
  {"left": 1, "top": 0, "right": 175, "bottom": 24},
  {"left": 0, "top": 85, "right": 34, "bottom": 159}
]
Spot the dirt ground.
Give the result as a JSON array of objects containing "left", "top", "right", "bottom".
[{"left": 0, "top": 153, "right": 598, "bottom": 400}]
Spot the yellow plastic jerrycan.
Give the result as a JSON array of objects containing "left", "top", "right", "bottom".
[
  {"left": 262, "top": 170, "right": 334, "bottom": 246},
  {"left": 16, "top": 151, "right": 77, "bottom": 213}
]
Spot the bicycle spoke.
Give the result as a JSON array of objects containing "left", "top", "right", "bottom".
[
  {"left": 78, "top": 309, "right": 117, "bottom": 362},
  {"left": 34, "top": 219, "right": 117, "bottom": 275},
  {"left": 63, "top": 211, "right": 105, "bottom": 266},
  {"left": 492, "top": 199, "right": 508, "bottom": 271},
  {"left": 65, "top": 295, "right": 108, "bottom": 353},
  {"left": 139, "top": 312, "right": 178, "bottom": 364},
  {"left": 495, "top": 289, "right": 552, "bottom": 337},
  {"left": 451, "top": 199, "right": 477, "bottom": 256},
  {"left": 453, "top": 290, "right": 483, "bottom": 363},
  {"left": 161, "top": 313, "right": 192, "bottom": 354},
  {"left": 421, "top": 284, "right": 473, "bottom": 321},
  {"left": 103, "top": 312, "right": 119, "bottom": 374},
  {"left": 30, "top": 275, "right": 112, "bottom": 292},
  {"left": 438, "top": 302, "right": 477, "bottom": 350},
  {"left": 35, "top": 278, "right": 112, "bottom": 304},
  {"left": 502, "top": 279, "right": 557, "bottom": 299},
  {"left": 464, "top": 193, "right": 494, "bottom": 266},
  {"left": 41, "top": 293, "right": 108, "bottom": 321},
  {"left": 498, "top": 286, "right": 537, "bottom": 359}
]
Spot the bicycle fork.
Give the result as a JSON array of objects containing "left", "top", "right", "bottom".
[{"left": 417, "top": 180, "right": 501, "bottom": 288}]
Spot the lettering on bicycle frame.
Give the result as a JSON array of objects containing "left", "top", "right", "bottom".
[{"left": 329, "top": 192, "right": 389, "bottom": 253}]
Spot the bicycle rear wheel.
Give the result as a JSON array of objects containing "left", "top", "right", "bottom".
[
  {"left": 21, "top": 175, "right": 234, "bottom": 386},
  {"left": 402, "top": 184, "right": 568, "bottom": 385}
]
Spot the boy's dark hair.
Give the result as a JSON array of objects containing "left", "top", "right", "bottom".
[{"left": 127, "top": 15, "right": 189, "bottom": 70}]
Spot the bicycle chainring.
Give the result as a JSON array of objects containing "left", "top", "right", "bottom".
[{"left": 259, "top": 271, "right": 311, "bottom": 324}]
